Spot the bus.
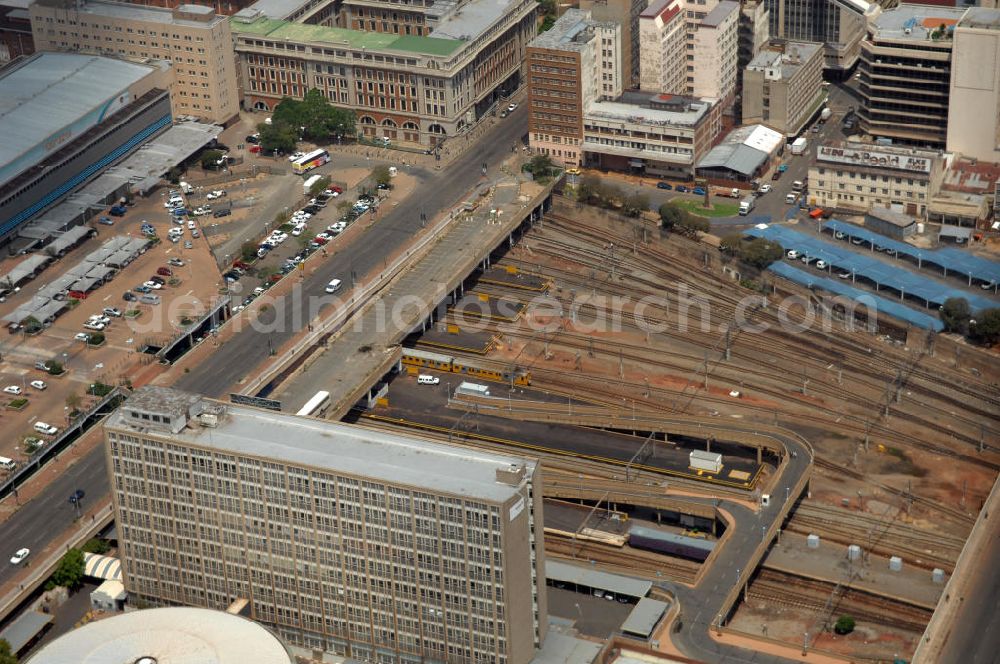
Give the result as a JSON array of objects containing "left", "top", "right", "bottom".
[
  {"left": 297, "top": 390, "right": 331, "bottom": 417},
  {"left": 292, "top": 149, "right": 330, "bottom": 175}
]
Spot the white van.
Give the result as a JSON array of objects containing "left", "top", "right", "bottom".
[
  {"left": 34, "top": 422, "right": 58, "bottom": 436},
  {"left": 325, "top": 279, "right": 343, "bottom": 294},
  {"left": 0, "top": 456, "right": 15, "bottom": 471},
  {"left": 786, "top": 193, "right": 797, "bottom": 205},
  {"left": 417, "top": 374, "right": 440, "bottom": 385}
]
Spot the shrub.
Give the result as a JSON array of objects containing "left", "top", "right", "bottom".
[
  {"left": 81, "top": 538, "right": 111, "bottom": 555},
  {"left": 939, "top": 297, "right": 971, "bottom": 334},
  {"left": 834, "top": 616, "right": 855, "bottom": 635},
  {"left": 46, "top": 549, "right": 85, "bottom": 591},
  {"left": 46, "top": 360, "right": 64, "bottom": 375},
  {"left": 7, "top": 398, "right": 28, "bottom": 409},
  {"left": 88, "top": 332, "right": 106, "bottom": 346},
  {"left": 88, "top": 382, "right": 114, "bottom": 397}
]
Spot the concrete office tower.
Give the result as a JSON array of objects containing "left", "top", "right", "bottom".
[
  {"left": 690, "top": 1, "right": 740, "bottom": 105},
  {"left": 767, "top": 0, "right": 869, "bottom": 72},
  {"left": 527, "top": 9, "right": 622, "bottom": 166},
  {"left": 579, "top": 0, "right": 650, "bottom": 89},
  {"left": 947, "top": 8, "right": 1000, "bottom": 163},
  {"left": 638, "top": 0, "right": 686, "bottom": 94},
  {"left": 736, "top": 0, "right": 771, "bottom": 122},
  {"left": 104, "top": 387, "right": 548, "bottom": 664},
  {"left": 742, "top": 40, "right": 824, "bottom": 135},
  {"left": 858, "top": 4, "right": 967, "bottom": 148},
  {"left": 29, "top": 0, "right": 239, "bottom": 125}
]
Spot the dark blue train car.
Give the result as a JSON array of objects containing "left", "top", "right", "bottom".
[{"left": 628, "top": 524, "right": 716, "bottom": 562}]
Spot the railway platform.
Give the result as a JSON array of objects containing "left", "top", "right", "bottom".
[
  {"left": 476, "top": 266, "right": 549, "bottom": 291},
  {"left": 414, "top": 326, "right": 497, "bottom": 354},
  {"left": 450, "top": 292, "right": 526, "bottom": 322}
]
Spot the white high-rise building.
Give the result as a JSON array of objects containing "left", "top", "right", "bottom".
[{"left": 947, "top": 8, "right": 1000, "bottom": 164}]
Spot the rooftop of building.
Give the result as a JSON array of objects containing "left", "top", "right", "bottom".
[
  {"left": 958, "top": 6, "right": 1000, "bottom": 30},
  {"left": 247, "top": 0, "right": 314, "bottom": 19},
  {"left": 941, "top": 156, "right": 1000, "bottom": 194},
  {"left": 747, "top": 40, "right": 822, "bottom": 78},
  {"left": 33, "top": 0, "right": 227, "bottom": 28},
  {"left": 0, "top": 53, "right": 159, "bottom": 187},
  {"left": 109, "top": 387, "right": 537, "bottom": 502},
  {"left": 25, "top": 607, "right": 292, "bottom": 664},
  {"left": 867, "top": 206, "right": 915, "bottom": 226},
  {"left": 230, "top": 10, "right": 464, "bottom": 56},
  {"left": 698, "top": 0, "right": 738, "bottom": 27},
  {"left": 697, "top": 124, "right": 783, "bottom": 175},
  {"left": 586, "top": 92, "right": 713, "bottom": 126},
  {"left": 529, "top": 8, "right": 600, "bottom": 52},
  {"left": 429, "top": 0, "right": 524, "bottom": 41},
  {"left": 870, "top": 3, "right": 967, "bottom": 42},
  {"left": 639, "top": 0, "right": 680, "bottom": 21}
]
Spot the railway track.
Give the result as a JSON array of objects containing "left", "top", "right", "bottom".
[{"left": 545, "top": 536, "right": 699, "bottom": 585}]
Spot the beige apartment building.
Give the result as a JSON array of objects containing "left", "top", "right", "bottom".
[
  {"left": 232, "top": 0, "right": 536, "bottom": 147},
  {"left": 807, "top": 142, "right": 948, "bottom": 217},
  {"left": 638, "top": 0, "right": 685, "bottom": 95},
  {"left": 105, "top": 386, "right": 548, "bottom": 664},
  {"left": 689, "top": 1, "right": 739, "bottom": 105},
  {"left": 579, "top": 0, "right": 648, "bottom": 89},
  {"left": 29, "top": 0, "right": 238, "bottom": 125},
  {"left": 742, "top": 39, "right": 824, "bottom": 136},
  {"left": 527, "top": 8, "right": 621, "bottom": 166},
  {"left": 946, "top": 8, "right": 1000, "bottom": 164}
]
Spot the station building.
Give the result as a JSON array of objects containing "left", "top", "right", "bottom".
[
  {"left": 105, "top": 386, "right": 548, "bottom": 664},
  {"left": 232, "top": 0, "right": 537, "bottom": 147},
  {"left": 0, "top": 52, "right": 171, "bottom": 248}
]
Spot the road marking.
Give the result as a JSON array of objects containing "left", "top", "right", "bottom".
[{"left": 185, "top": 290, "right": 193, "bottom": 296}]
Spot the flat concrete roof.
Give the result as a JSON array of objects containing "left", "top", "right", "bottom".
[
  {"left": 50, "top": 0, "right": 226, "bottom": 27},
  {"left": 620, "top": 597, "right": 670, "bottom": 637},
  {"left": 699, "top": 0, "right": 738, "bottom": 27},
  {"left": 747, "top": 41, "right": 822, "bottom": 79},
  {"left": 871, "top": 4, "right": 967, "bottom": 41},
  {"left": 546, "top": 559, "right": 652, "bottom": 599},
  {"left": 247, "top": 0, "right": 314, "bottom": 19},
  {"left": 529, "top": 8, "right": 595, "bottom": 52},
  {"left": 0, "top": 53, "right": 158, "bottom": 187},
  {"left": 529, "top": 629, "right": 602, "bottom": 664},
  {"left": 586, "top": 97, "right": 711, "bottom": 127},
  {"left": 109, "top": 387, "right": 537, "bottom": 503},
  {"left": 430, "top": 0, "right": 518, "bottom": 41},
  {"left": 230, "top": 14, "right": 464, "bottom": 56},
  {"left": 958, "top": 7, "right": 1000, "bottom": 30}
]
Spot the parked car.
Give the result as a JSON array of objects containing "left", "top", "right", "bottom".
[
  {"left": 675, "top": 185, "right": 690, "bottom": 193},
  {"left": 156, "top": 267, "right": 173, "bottom": 277},
  {"left": 656, "top": 182, "right": 672, "bottom": 190},
  {"left": 245, "top": 134, "right": 260, "bottom": 144},
  {"left": 123, "top": 291, "right": 137, "bottom": 302},
  {"left": 223, "top": 271, "right": 241, "bottom": 282},
  {"left": 758, "top": 184, "right": 772, "bottom": 194},
  {"left": 74, "top": 332, "right": 91, "bottom": 343},
  {"left": 134, "top": 285, "right": 152, "bottom": 294},
  {"left": 184, "top": 240, "right": 193, "bottom": 249},
  {"left": 29, "top": 380, "right": 47, "bottom": 390},
  {"left": 88, "top": 315, "right": 110, "bottom": 325},
  {"left": 3, "top": 385, "right": 21, "bottom": 395},
  {"left": 507, "top": 102, "right": 518, "bottom": 112},
  {"left": 98, "top": 216, "right": 114, "bottom": 226},
  {"left": 103, "top": 307, "right": 123, "bottom": 317},
  {"left": 172, "top": 208, "right": 191, "bottom": 217},
  {"left": 83, "top": 321, "right": 105, "bottom": 331},
  {"left": 213, "top": 208, "right": 231, "bottom": 218},
  {"left": 692, "top": 187, "right": 706, "bottom": 195},
  {"left": 148, "top": 276, "right": 166, "bottom": 285}
]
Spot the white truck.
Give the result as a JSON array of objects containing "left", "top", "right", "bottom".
[
  {"left": 303, "top": 174, "right": 322, "bottom": 195},
  {"left": 790, "top": 137, "right": 808, "bottom": 155},
  {"left": 738, "top": 196, "right": 756, "bottom": 216}
]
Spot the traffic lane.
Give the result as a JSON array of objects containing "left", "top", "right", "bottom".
[
  {"left": 0, "top": 440, "right": 109, "bottom": 585},
  {"left": 936, "top": 521, "right": 1000, "bottom": 664},
  {"left": 174, "top": 109, "right": 529, "bottom": 396}
]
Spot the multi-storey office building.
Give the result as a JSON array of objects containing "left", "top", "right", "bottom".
[
  {"left": 232, "top": 0, "right": 536, "bottom": 146},
  {"left": 946, "top": 7, "right": 1000, "bottom": 164},
  {"left": 807, "top": 141, "right": 948, "bottom": 217},
  {"left": 638, "top": 0, "right": 685, "bottom": 94},
  {"left": 582, "top": 92, "right": 722, "bottom": 178},
  {"left": 767, "top": 0, "right": 869, "bottom": 72},
  {"left": 527, "top": 8, "right": 621, "bottom": 166},
  {"left": 29, "top": 0, "right": 239, "bottom": 125},
  {"left": 742, "top": 39, "right": 824, "bottom": 136},
  {"left": 857, "top": 4, "right": 966, "bottom": 148},
  {"left": 579, "top": 0, "right": 648, "bottom": 89},
  {"left": 105, "top": 386, "right": 548, "bottom": 664},
  {"left": 689, "top": 1, "right": 740, "bottom": 105}
]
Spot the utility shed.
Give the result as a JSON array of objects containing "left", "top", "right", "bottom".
[
  {"left": 620, "top": 597, "right": 670, "bottom": 639},
  {"left": 689, "top": 449, "right": 722, "bottom": 473},
  {"left": 865, "top": 207, "right": 916, "bottom": 240}
]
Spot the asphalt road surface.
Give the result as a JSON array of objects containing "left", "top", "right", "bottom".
[
  {"left": 0, "top": 442, "right": 109, "bottom": 587},
  {"left": 174, "top": 107, "right": 530, "bottom": 396}
]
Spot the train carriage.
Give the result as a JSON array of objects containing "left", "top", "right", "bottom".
[{"left": 401, "top": 347, "right": 530, "bottom": 385}]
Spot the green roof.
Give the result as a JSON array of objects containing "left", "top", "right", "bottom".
[{"left": 230, "top": 17, "right": 464, "bottom": 57}]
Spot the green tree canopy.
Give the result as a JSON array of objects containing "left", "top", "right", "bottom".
[
  {"left": 968, "top": 307, "right": 1000, "bottom": 346},
  {"left": 834, "top": 615, "right": 856, "bottom": 635},
  {"left": 199, "top": 149, "right": 223, "bottom": 170},
  {"left": 257, "top": 120, "right": 298, "bottom": 154},
  {"left": 240, "top": 241, "right": 259, "bottom": 263},
  {"left": 371, "top": 166, "right": 392, "bottom": 187},
  {"left": 740, "top": 238, "right": 784, "bottom": 269},
  {"left": 47, "top": 548, "right": 85, "bottom": 591},
  {"left": 0, "top": 639, "right": 17, "bottom": 664},
  {"left": 621, "top": 192, "right": 650, "bottom": 218},
  {"left": 309, "top": 175, "right": 332, "bottom": 197},
  {"left": 271, "top": 90, "right": 356, "bottom": 142},
  {"left": 659, "top": 202, "right": 686, "bottom": 229},
  {"left": 940, "top": 297, "right": 971, "bottom": 334}
]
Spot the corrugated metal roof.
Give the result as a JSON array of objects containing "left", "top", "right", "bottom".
[
  {"left": 0, "top": 53, "right": 158, "bottom": 187},
  {"left": 0, "top": 611, "right": 53, "bottom": 653},
  {"left": 546, "top": 559, "right": 652, "bottom": 598},
  {"left": 620, "top": 597, "right": 669, "bottom": 637},
  {"left": 84, "top": 552, "right": 123, "bottom": 581}
]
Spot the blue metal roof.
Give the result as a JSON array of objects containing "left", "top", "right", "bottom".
[
  {"left": 767, "top": 262, "right": 945, "bottom": 331},
  {"left": 746, "top": 225, "right": 999, "bottom": 312},
  {"left": 823, "top": 220, "right": 1000, "bottom": 285}
]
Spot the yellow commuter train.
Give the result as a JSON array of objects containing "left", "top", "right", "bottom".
[{"left": 402, "top": 347, "right": 531, "bottom": 386}]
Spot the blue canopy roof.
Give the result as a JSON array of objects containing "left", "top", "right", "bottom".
[
  {"left": 746, "top": 225, "right": 999, "bottom": 313},
  {"left": 824, "top": 220, "right": 1000, "bottom": 285},
  {"left": 767, "top": 262, "right": 944, "bottom": 331}
]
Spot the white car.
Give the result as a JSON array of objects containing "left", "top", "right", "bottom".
[
  {"left": 9, "top": 548, "right": 29, "bottom": 565},
  {"left": 188, "top": 219, "right": 198, "bottom": 229},
  {"left": 206, "top": 190, "right": 225, "bottom": 200},
  {"left": 289, "top": 152, "right": 305, "bottom": 162},
  {"left": 758, "top": 184, "right": 772, "bottom": 194},
  {"left": 837, "top": 271, "right": 852, "bottom": 279},
  {"left": 271, "top": 232, "right": 288, "bottom": 244},
  {"left": 143, "top": 281, "right": 163, "bottom": 290},
  {"left": 815, "top": 260, "right": 828, "bottom": 270},
  {"left": 192, "top": 208, "right": 209, "bottom": 217},
  {"left": 507, "top": 102, "right": 518, "bottom": 112},
  {"left": 83, "top": 321, "right": 106, "bottom": 331},
  {"left": 328, "top": 222, "right": 347, "bottom": 234},
  {"left": 89, "top": 315, "right": 110, "bottom": 325},
  {"left": 3, "top": 385, "right": 21, "bottom": 395},
  {"left": 35, "top": 422, "right": 58, "bottom": 435},
  {"left": 324, "top": 189, "right": 340, "bottom": 198},
  {"left": 75, "top": 332, "right": 91, "bottom": 343},
  {"left": 786, "top": 250, "right": 800, "bottom": 259},
  {"left": 164, "top": 198, "right": 184, "bottom": 208},
  {"left": 315, "top": 232, "right": 333, "bottom": 241},
  {"left": 103, "top": 307, "right": 122, "bottom": 317},
  {"left": 291, "top": 224, "right": 307, "bottom": 237},
  {"left": 30, "top": 380, "right": 47, "bottom": 390},
  {"left": 294, "top": 211, "right": 311, "bottom": 219}
]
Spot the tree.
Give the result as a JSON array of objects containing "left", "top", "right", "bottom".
[
  {"left": 720, "top": 232, "right": 743, "bottom": 255},
  {"left": 47, "top": 548, "right": 85, "bottom": 591},
  {"left": 371, "top": 166, "right": 392, "bottom": 188},
  {"left": 740, "top": 238, "right": 784, "bottom": 269},
  {"left": 81, "top": 538, "right": 111, "bottom": 555},
  {"left": 968, "top": 307, "right": 1000, "bottom": 346},
  {"left": 241, "top": 241, "right": 259, "bottom": 263},
  {"left": 271, "top": 89, "right": 356, "bottom": 143},
  {"left": 525, "top": 154, "right": 556, "bottom": 178},
  {"left": 88, "top": 332, "right": 105, "bottom": 346},
  {"left": 257, "top": 120, "right": 298, "bottom": 155},
  {"left": 0, "top": 639, "right": 16, "bottom": 664},
  {"left": 659, "top": 202, "right": 686, "bottom": 229},
  {"left": 940, "top": 297, "right": 971, "bottom": 334},
  {"left": 577, "top": 175, "right": 602, "bottom": 205},
  {"left": 675, "top": 216, "right": 709, "bottom": 237},
  {"left": 199, "top": 149, "right": 223, "bottom": 170},
  {"left": 621, "top": 192, "right": 650, "bottom": 218},
  {"left": 834, "top": 615, "right": 856, "bottom": 635},
  {"left": 65, "top": 393, "right": 81, "bottom": 411},
  {"left": 540, "top": 14, "right": 556, "bottom": 32},
  {"left": 46, "top": 360, "right": 63, "bottom": 375}
]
